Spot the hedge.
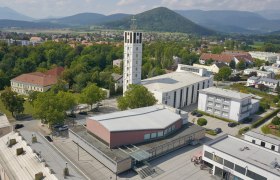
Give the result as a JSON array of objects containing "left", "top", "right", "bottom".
[
  {"left": 251, "top": 108, "right": 280, "bottom": 128},
  {"left": 238, "top": 126, "right": 250, "bottom": 135},
  {"left": 206, "top": 130, "right": 217, "bottom": 136},
  {"left": 197, "top": 110, "right": 238, "bottom": 123}
]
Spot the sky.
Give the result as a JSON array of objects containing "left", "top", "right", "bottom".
[{"left": 0, "top": 0, "right": 280, "bottom": 18}]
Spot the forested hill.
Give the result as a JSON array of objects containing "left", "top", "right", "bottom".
[{"left": 101, "top": 7, "right": 215, "bottom": 36}]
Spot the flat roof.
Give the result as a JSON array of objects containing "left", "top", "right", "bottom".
[
  {"left": 88, "top": 105, "right": 181, "bottom": 132},
  {"left": 141, "top": 71, "right": 211, "bottom": 93},
  {"left": 245, "top": 69, "right": 272, "bottom": 74},
  {"left": 71, "top": 123, "right": 204, "bottom": 162},
  {"left": 245, "top": 131, "right": 280, "bottom": 146},
  {"left": 0, "top": 132, "right": 57, "bottom": 180},
  {"left": 200, "top": 87, "right": 252, "bottom": 100},
  {"left": 206, "top": 135, "right": 280, "bottom": 176},
  {"left": 0, "top": 114, "right": 10, "bottom": 128}
]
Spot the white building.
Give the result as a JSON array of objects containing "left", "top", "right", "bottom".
[
  {"left": 142, "top": 65, "right": 213, "bottom": 109},
  {"left": 202, "top": 134, "right": 280, "bottom": 180},
  {"left": 261, "top": 66, "right": 280, "bottom": 75},
  {"left": 113, "top": 59, "right": 123, "bottom": 68},
  {"left": 247, "top": 76, "right": 280, "bottom": 91},
  {"left": 198, "top": 87, "right": 259, "bottom": 122},
  {"left": 123, "top": 31, "right": 142, "bottom": 93},
  {"left": 244, "top": 131, "right": 280, "bottom": 153},
  {"left": 243, "top": 68, "right": 275, "bottom": 78},
  {"left": 249, "top": 51, "right": 279, "bottom": 63}
]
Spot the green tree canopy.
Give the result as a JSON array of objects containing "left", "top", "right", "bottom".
[
  {"left": 0, "top": 87, "right": 24, "bottom": 117},
  {"left": 33, "top": 91, "right": 76, "bottom": 126},
  {"left": 79, "top": 84, "right": 106, "bottom": 110},
  {"left": 236, "top": 60, "right": 246, "bottom": 70},
  {"left": 229, "top": 60, "right": 236, "bottom": 69},
  {"left": 117, "top": 84, "right": 157, "bottom": 110},
  {"left": 214, "top": 66, "right": 232, "bottom": 81}
]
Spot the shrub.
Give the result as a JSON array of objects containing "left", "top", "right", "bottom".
[
  {"left": 197, "top": 118, "right": 207, "bottom": 126},
  {"left": 272, "top": 116, "right": 280, "bottom": 125},
  {"left": 251, "top": 109, "right": 280, "bottom": 128},
  {"left": 206, "top": 130, "right": 217, "bottom": 136},
  {"left": 197, "top": 110, "right": 237, "bottom": 123},
  {"left": 238, "top": 126, "right": 250, "bottom": 135}
]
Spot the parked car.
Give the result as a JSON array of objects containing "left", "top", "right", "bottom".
[
  {"left": 67, "top": 113, "right": 76, "bottom": 118},
  {"left": 97, "top": 102, "right": 103, "bottom": 106},
  {"left": 58, "top": 125, "right": 68, "bottom": 131},
  {"left": 214, "top": 128, "right": 222, "bottom": 134},
  {"left": 45, "top": 136, "right": 53, "bottom": 142},
  {"left": 228, "top": 122, "right": 238, "bottom": 127},
  {"left": 14, "top": 124, "right": 24, "bottom": 129},
  {"left": 53, "top": 124, "right": 63, "bottom": 129},
  {"left": 191, "top": 111, "right": 198, "bottom": 116},
  {"left": 78, "top": 111, "right": 88, "bottom": 115},
  {"left": 196, "top": 113, "right": 203, "bottom": 117}
]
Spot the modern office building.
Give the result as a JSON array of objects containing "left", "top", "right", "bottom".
[
  {"left": 142, "top": 65, "right": 213, "bottom": 109},
  {"left": 123, "top": 31, "right": 142, "bottom": 93},
  {"left": 202, "top": 134, "right": 280, "bottom": 180},
  {"left": 198, "top": 87, "right": 259, "bottom": 122},
  {"left": 244, "top": 131, "right": 280, "bottom": 153}
]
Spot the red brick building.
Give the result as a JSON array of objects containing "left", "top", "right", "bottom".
[{"left": 86, "top": 106, "right": 185, "bottom": 148}]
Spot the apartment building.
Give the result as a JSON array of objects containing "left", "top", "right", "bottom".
[
  {"left": 243, "top": 69, "right": 275, "bottom": 78},
  {"left": 198, "top": 87, "right": 259, "bottom": 122},
  {"left": 247, "top": 76, "right": 280, "bottom": 91}
]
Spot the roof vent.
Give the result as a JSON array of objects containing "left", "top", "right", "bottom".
[{"left": 239, "top": 146, "right": 250, "bottom": 151}]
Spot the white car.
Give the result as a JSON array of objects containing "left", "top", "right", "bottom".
[{"left": 58, "top": 125, "right": 68, "bottom": 131}]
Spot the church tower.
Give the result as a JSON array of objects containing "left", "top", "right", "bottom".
[{"left": 123, "top": 18, "right": 143, "bottom": 93}]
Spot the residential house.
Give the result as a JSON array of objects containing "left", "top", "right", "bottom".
[
  {"left": 261, "top": 66, "right": 280, "bottom": 75},
  {"left": 198, "top": 87, "right": 259, "bottom": 122},
  {"left": 11, "top": 67, "right": 65, "bottom": 95},
  {"left": 249, "top": 51, "right": 279, "bottom": 63},
  {"left": 193, "top": 62, "right": 228, "bottom": 74},
  {"left": 243, "top": 69, "right": 275, "bottom": 78},
  {"left": 247, "top": 76, "right": 280, "bottom": 91}
]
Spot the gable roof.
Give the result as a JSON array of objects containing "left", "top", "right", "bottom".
[
  {"left": 11, "top": 67, "right": 64, "bottom": 87},
  {"left": 88, "top": 105, "right": 181, "bottom": 132},
  {"left": 213, "top": 62, "right": 228, "bottom": 68},
  {"left": 200, "top": 53, "right": 234, "bottom": 63}
]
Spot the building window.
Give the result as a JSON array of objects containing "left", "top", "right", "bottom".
[
  {"left": 224, "top": 159, "right": 234, "bottom": 169},
  {"left": 271, "top": 145, "right": 275, "bottom": 151},
  {"left": 222, "top": 112, "right": 228, "bottom": 116},
  {"left": 252, "top": 140, "right": 256, "bottom": 144},
  {"left": 179, "top": 89, "right": 183, "bottom": 108},
  {"left": 171, "top": 125, "right": 175, "bottom": 131},
  {"left": 203, "top": 151, "right": 213, "bottom": 160},
  {"left": 144, "top": 134, "right": 150, "bottom": 140},
  {"left": 185, "top": 87, "right": 189, "bottom": 105},
  {"left": 173, "top": 91, "right": 177, "bottom": 108},
  {"left": 136, "top": 47, "right": 138, "bottom": 51},
  {"left": 234, "top": 164, "right": 246, "bottom": 175},
  {"left": 246, "top": 170, "right": 267, "bottom": 180},
  {"left": 207, "top": 107, "right": 212, "bottom": 112},
  {"left": 215, "top": 103, "right": 221, "bottom": 107},
  {"left": 223, "top": 105, "right": 229, "bottom": 109},
  {"left": 151, "top": 133, "right": 157, "bottom": 139},
  {"left": 136, "top": 54, "right": 138, "bottom": 58},
  {"left": 214, "top": 110, "right": 220, "bottom": 114},
  {"left": 191, "top": 85, "right": 194, "bottom": 104},
  {"left": 261, "top": 141, "right": 265, "bottom": 147},
  {"left": 158, "top": 131, "right": 163, "bottom": 137},
  {"left": 213, "top": 155, "right": 223, "bottom": 165}
]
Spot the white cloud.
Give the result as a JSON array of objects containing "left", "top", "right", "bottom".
[{"left": 117, "top": 0, "right": 138, "bottom": 6}]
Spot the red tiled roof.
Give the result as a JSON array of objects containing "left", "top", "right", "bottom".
[
  {"left": 222, "top": 51, "right": 253, "bottom": 61},
  {"left": 11, "top": 67, "right": 64, "bottom": 87},
  {"left": 200, "top": 53, "right": 234, "bottom": 63},
  {"left": 45, "top": 67, "right": 64, "bottom": 77}
]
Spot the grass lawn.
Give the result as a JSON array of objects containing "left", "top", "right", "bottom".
[
  {"left": 261, "top": 124, "right": 280, "bottom": 137},
  {"left": 0, "top": 100, "right": 34, "bottom": 120},
  {"left": 250, "top": 41, "right": 264, "bottom": 49}
]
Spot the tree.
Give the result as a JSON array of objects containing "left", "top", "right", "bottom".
[
  {"left": 272, "top": 116, "right": 280, "bottom": 125},
  {"left": 197, "top": 118, "right": 207, "bottom": 126},
  {"left": 214, "top": 67, "right": 232, "bottom": 81},
  {"left": 28, "top": 91, "right": 40, "bottom": 107},
  {"left": 229, "top": 60, "right": 236, "bottom": 69},
  {"left": 0, "top": 87, "right": 24, "bottom": 117},
  {"left": 117, "top": 84, "right": 157, "bottom": 110},
  {"left": 79, "top": 84, "right": 106, "bottom": 110},
  {"left": 236, "top": 60, "right": 246, "bottom": 70},
  {"left": 32, "top": 91, "right": 76, "bottom": 126}
]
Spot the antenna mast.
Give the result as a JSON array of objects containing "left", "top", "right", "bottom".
[{"left": 131, "top": 16, "right": 137, "bottom": 31}]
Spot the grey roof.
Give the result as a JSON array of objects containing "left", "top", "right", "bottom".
[
  {"left": 245, "top": 69, "right": 273, "bottom": 75},
  {"left": 111, "top": 73, "right": 123, "bottom": 81},
  {"left": 259, "top": 77, "right": 280, "bottom": 84},
  {"left": 141, "top": 71, "right": 211, "bottom": 93},
  {"left": 88, "top": 105, "right": 181, "bottom": 132},
  {"left": 207, "top": 135, "right": 280, "bottom": 176},
  {"left": 248, "top": 76, "right": 260, "bottom": 81},
  {"left": 200, "top": 87, "right": 252, "bottom": 100},
  {"left": 245, "top": 131, "right": 280, "bottom": 146},
  {"left": 214, "top": 62, "right": 228, "bottom": 68}
]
